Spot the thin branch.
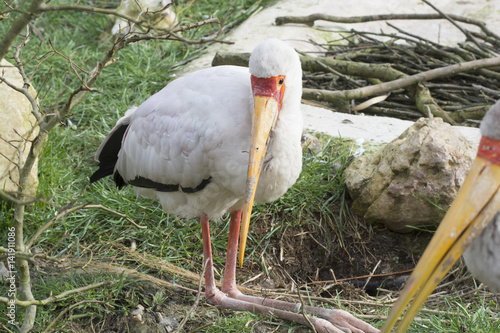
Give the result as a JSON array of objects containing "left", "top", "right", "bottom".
[
  {"left": 39, "top": 4, "right": 219, "bottom": 42},
  {"left": 0, "top": 281, "right": 113, "bottom": 306},
  {"left": 0, "top": 75, "right": 40, "bottom": 124},
  {"left": 297, "top": 288, "right": 317, "bottom": 333},
  {"left": 362, "top": 260, "right": 381, "bottom": 290},
  {"left": 40, "top": 18, "right": 222, "bottom": 131},
  {"left": 12, "top": 32, "right": 43, "bottom": 125},
  {"left": 314, "top": 59, "right": 363, "bottom": 87},
  {"left": 47, "top": 39, "right": 92, "bottom": 90},
  {"left": 38, "top": 4, "right": 144, "bottom": 28},
  {"left": 305, "top": 269, "right": 414, "bottom": 286},
  {"left": 173, "top": 258, "right": 208, "bottom": 333},
  {"left": 421, "top": 0, "right": 483, "bottom": 50},
  {"left": 0, "top": 249, "right": 64, "bottom": 263},
  {"left": 0, "top": 0, "right": 44, "bottom": 61},
  {"left": 0, "top": 189, "right": 49, "bottom": 206}
]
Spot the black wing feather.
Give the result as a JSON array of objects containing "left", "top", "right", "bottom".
[{"left": 90, "top": 124, "right": 129, "bottom": 183}]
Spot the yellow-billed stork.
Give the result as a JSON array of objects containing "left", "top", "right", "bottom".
[
  {"left": 381, "top": 99, "right": 500, "bottom": 332},
  {"left": 91, "top": 39, "right": 379, "bottom": 333}
]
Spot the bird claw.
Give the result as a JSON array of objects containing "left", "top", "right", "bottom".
[
  {"left": 306, "top": 309, "right": 379, "bottom": 333},
  {"left": 315, "top": 308, "right": 380, "bottom": 333}
]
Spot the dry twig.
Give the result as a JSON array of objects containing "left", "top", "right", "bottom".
[{"left": 173, "top": 258, "right": 209, "bottom": 333}]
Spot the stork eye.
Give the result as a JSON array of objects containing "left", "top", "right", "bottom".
[{"left": 279, "top": 78, "right": 284, "bottom": 85}]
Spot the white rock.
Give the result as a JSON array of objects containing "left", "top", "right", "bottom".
[
  {"left": 0, "top": 59, "right": 39, "bottom": 197},
  {"left": 344, "top": 117, "right": 475, "bottom": 232}
]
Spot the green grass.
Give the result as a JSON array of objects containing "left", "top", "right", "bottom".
[
  {"left": 406, "top": 291, "right": 500, "bottom": 332},
  {"left": 1, "top": 0, "right": 499, "bottom": 332}
]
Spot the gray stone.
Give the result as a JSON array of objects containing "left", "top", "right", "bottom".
[
  {"left": 158, "top": 315, "right": 179, "bottom": 332},
  {"left": 344, "top": 117, "right": 476, "bottom": 232},
  {"left": 301, "top": 132, "right": 322, "bottom": 155},
  {"left": 0, "top": 59, "right": 39, "bottom": 197}
]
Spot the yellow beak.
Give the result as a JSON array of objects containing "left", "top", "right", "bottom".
[
  {"left": 238, "top": 94, "right": 280, "bottom": 267},
  {"left": 381, "top": 151, "right": 500, "bottom": 332}
]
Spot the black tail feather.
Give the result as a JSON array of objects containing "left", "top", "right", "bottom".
[{"left": 90, "top": 124, "right": 129, "bottom": 185}]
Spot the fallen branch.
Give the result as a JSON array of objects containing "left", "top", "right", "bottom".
[
  {"left": 275, "top": 13, "right": 500, "bottom": 40},
  {"left": 173, "top": 258, "right": 208, "bottom": 333}
]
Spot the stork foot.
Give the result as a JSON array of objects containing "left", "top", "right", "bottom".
[{"left": 207, "top": 288, "right": 379, "bottom": 333}]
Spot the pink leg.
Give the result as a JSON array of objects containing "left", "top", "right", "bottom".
[
  {"left": 200, "top": 214, "right": 217, "bottom": 300},
  {"left": 221, "top": 210, "right": 242, "bottom": 295},
  {"left": 200, "top": 212, "right": 379, "bottom": 333}
]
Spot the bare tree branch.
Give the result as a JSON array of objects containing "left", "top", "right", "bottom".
[
  {"left": 0, "top": 0, "right": 44, "bottom": 61},
  {"left": 0, "top": 281, "right": 113, "bottom": 306}
]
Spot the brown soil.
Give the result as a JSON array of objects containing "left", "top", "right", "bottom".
[{"left": 246, "top": 212, "right": 432, "bottom": 297}]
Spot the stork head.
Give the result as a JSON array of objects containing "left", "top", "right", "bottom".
[
  {"left": 238, "top": 39, "right": 302, "bottom": 267},
  {"left": 381, "top": 99, "right": 500, "bottom": 332}
]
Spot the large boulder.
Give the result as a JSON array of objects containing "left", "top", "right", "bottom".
[
  {"left": 344, "top": 117, "right": 475, "bottom": 232},
  {"left": 0, "top": 59, "right": 39, "bottom": 197}
]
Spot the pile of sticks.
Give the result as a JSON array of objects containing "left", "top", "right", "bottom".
[{"left": 299, "top": 22, "right": 500, "bottom": 124}]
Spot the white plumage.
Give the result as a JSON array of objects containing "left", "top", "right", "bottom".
[
  {"left": 463, "top": 213, "right": 500, "bottom": 292},
  {"left": 96, "top": 40, "right": 302, "bottom": 220},
  {"left": 462, "top": 98, "right": 500, "bottom": 292}
]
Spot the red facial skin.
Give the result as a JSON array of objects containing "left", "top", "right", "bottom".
[
  {"left": 250, "top": 75, "right": 286, "bottom": 110},
  {"left": 478, "top": 135, "right": 500, "bottom": 165}
]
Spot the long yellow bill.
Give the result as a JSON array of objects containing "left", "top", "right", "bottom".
[
  {"left": 381, "top": 135, "right": 500, "bottom": 332},
  {"left": 238, "top": 94, "right": 280, "bottom": 267}
]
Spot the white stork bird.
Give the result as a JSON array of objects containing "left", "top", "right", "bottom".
[
  {"left": 381, "top": 99, "right": 500, "bottom": 332},
  {"left": 91, "top": 39, "right": 379, "bottom": 333}
]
